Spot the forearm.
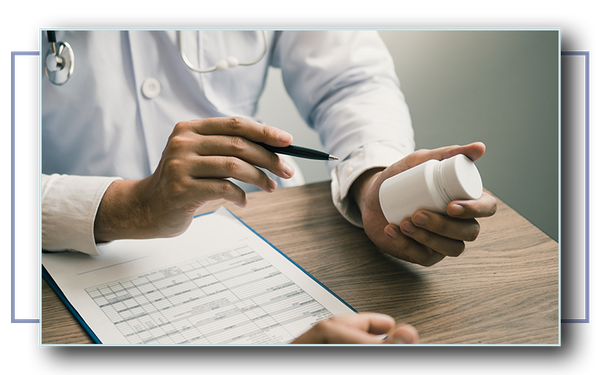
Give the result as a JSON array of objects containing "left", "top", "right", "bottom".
[{"left": 93, "top": 178, "right": 154, "bottom": 243}]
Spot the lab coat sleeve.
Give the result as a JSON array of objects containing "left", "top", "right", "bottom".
[
  {"left": 271, "top": 31, "right": 415, "bottom": 226},
  {"left": 42, "top": 173, "right": 121, "bottom": 255},
  {"left": 270, "top": 31, "right": 414, "bottom": 164},
  {"left": 331, "top": 141, "right": 409, "bottom": 227}
]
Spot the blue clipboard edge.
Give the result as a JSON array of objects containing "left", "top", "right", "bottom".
[
  {"left": 42, "top": 266, "right": 102, "bottom": 344},
  {"left": 41, "top": 208, "right": 355, "bottom": 345}
]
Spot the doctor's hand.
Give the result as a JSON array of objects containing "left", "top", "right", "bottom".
[
  {"left": 94, "top": 117, "right": 295, "bottom": 242},
  {"left": 351, "top": 142, "right": 497, "bottom": 267},
  {"left": 291, "top": 313, "right": 419, "bottom": 344}
]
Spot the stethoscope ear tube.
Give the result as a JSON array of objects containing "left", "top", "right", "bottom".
[
  {"left": 47, "top": 31, "right": 57, "bottom": 44},
  {"left": 45, "top": 31, "right": 74, "bottom": 86}
]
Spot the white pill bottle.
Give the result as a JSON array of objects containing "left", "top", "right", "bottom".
[{"left": 379, "top": 154, "right": 483, "bottom": 225}]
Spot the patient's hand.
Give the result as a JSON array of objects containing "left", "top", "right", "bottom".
[{"left": 291, "top": 313, "right": 418, "bottom": 344}]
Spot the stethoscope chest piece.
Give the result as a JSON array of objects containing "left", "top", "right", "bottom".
[{"left": 45, "top": 40, "right": 74, "bottom": 86}]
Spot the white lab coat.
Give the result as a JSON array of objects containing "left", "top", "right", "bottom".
[{"left": 41, "top": 30, "right": 414, "bottom": 255}]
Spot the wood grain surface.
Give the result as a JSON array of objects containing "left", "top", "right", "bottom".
[{"left": 42, "top": 181, "right": 558, "bottom": 345}]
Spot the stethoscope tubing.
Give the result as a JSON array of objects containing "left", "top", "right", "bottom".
[
  {"left": 179, "top": 30, "right": 269, "bottom": 73},
  {"left": 44, "top": 30, "right": 269, "bottom": 85}
]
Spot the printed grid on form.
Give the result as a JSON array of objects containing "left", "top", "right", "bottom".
[{"left": 85, "top": 245, "right": 333, "bottom": 344}]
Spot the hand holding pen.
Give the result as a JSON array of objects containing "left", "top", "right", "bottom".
[{"left": 94, "top": 117, "right": 327, "bottom": 243}]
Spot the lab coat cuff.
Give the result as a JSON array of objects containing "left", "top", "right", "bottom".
[
  {"left": 42, "top": 174, "right": 122, "bottom": 256},
  {"left": 330, "top": 142, "right": 409, "bottom": 228}
]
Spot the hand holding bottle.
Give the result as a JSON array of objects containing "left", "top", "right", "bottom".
[{"left": 351, "top": 142, "right": 497, "bottom": 266}]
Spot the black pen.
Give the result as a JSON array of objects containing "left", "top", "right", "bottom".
[{"left": 257, "top": 143, "right": 338, "bottom": 161}]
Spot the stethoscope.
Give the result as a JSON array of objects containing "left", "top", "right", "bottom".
[
  {"left": 180, "top": 30, "right": 268, "bottom": 73},
  {"left": 44, "top": 30, "right": 269, "bottom": 86},
  {"left": 44, "top": 31, "right": 75, "bottom": 86}
]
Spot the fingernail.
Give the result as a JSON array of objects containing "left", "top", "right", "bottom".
[
  {"left": 413, "top": 212, "right": 428, "bottom": 226},
  {"left": 268, "top": 178, "right": 278, "bottom": 191},
  {"left": 390, "top": 324, "right": 419, "bottom": 345},
  {"left": 283, "top": 160, "right": 295, "bottom": 177},
  {"left": 392, "top": 336, "right": 409, "bottom": 344},
  {"left": 392, "top": 329, "right": 415, "bottom": 344},
  {"left": 401, "top": 221, "right": 415, "bottom": 234},
  {"left": 277, "top": 131, "right": 293, "bottom": 144},
  {"left": 385, "top": 225, "right": 400, "bottom": 239},
  {"left": 449, "top": 204, "right": 465, "bottom": 216}
]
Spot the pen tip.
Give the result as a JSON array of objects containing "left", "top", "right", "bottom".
[{"left": 329, "top": 155, "right": 339, "bottom": 160}]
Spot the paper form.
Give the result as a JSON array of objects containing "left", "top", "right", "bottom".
[{"left": 42, "top": 207, "right": 354, "bottom": 345}]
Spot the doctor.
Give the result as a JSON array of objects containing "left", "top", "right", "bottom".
[{"left": 42, "top": 30, "right": 495, "bottom": 344}]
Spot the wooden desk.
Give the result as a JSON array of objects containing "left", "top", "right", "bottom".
[{"left": 42, "top": 181, "right": 558, "bottom": 344}]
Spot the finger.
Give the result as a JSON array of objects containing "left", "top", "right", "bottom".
[
  {"left": 411, "top": 210, "right": 481, "bottom": 242},
  {"left": 384, "top": 225, "right": 447, "bottom": 266},
  {"left": 441, "top": 142, "right": 486, "bottom": 162},
  {"left": 399, "top": 218, "right": 467, "bottom": 257},
  {"left": 293, "top": 323, "right": 384, "bottom": 344},
  {"left": 426, "top": 141, "right": 485, "bottom": 163},
  {"left": 193, "top": 135, "right": 295, "bottom": 179},
  {"left": 447, "top": 192, "right": 498, "bottom": 218},
  {"left": 184, "top": 117, "right": 294, "bottom": 147},
  {"left": 334, "top": 313, "right": 396, "bottom": 335},
  {"left": 188, "top": 156, "right": 278, "bottom": 193},
  {"left": 292, "top": 313, "right": 395, "bottom": 344},
  {"left": 384, "top": 324, "right": 419, "bottom": 344},
  {"left": 380, "top": 142, "right": 486, "bottom": 182},
  {"left": 189, "top": 179, "right": 248, "bottom": 208}
]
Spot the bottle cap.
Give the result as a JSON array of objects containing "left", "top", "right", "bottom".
[{"left": 439, "top": 154, "right": 483, "bottom": 201}]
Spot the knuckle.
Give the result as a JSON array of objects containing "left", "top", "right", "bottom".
[
  {"left": 223, "top": 157, "right": 241, "bottom": 174},
  {"left": 394, "top": 238, "right": 412, "bottom": 256},
  {"left": 164, "top": 156, "right": 184, "bottom": 171},
  {"left": 167, "top": 135, "right": 189, "bottom": 150},
  {"left": 229, "top": 136, "right": 247, "bottom": 153},
  {"left": 173, "top": 121, "right": 190, "bottom": 133},
  {"left": 165, "top": 178, "right": 188, "bottom": 196},
  {"left": 208, "top": 180, "right": 237, "bottom": 198},
  {"left": 418, "top": 228, "right": 435, "bottom": 244},
  {"left": 262, "top": 125, "right": 274, "bottom": 139},
  {"left": 434, "top": 216, "right": 449, "bottom": 234},
  {"left": 219, "top": 181, "right": 234, "bottom": 195},
  {"left": 227, "top": 117, "right": 244, "bottom": 131}
]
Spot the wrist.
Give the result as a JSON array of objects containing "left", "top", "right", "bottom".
[
  {"left": 350, "top": 168, "right": 384, "bottom": 214},
  {"left": 93, "top": 179, "right": 151, "bottom": 242}
]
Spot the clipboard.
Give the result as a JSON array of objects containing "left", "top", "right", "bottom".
[{"left": 42, "top": 207, "right": 355, "bottom": 345}]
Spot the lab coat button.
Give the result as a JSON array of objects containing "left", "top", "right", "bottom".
[{"left": 142, "top": 77, "right": 161, "bottom": 99}]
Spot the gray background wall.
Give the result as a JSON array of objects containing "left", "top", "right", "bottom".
[{"left": 256, "top": 30, "right": 559, "bottom": 241}]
